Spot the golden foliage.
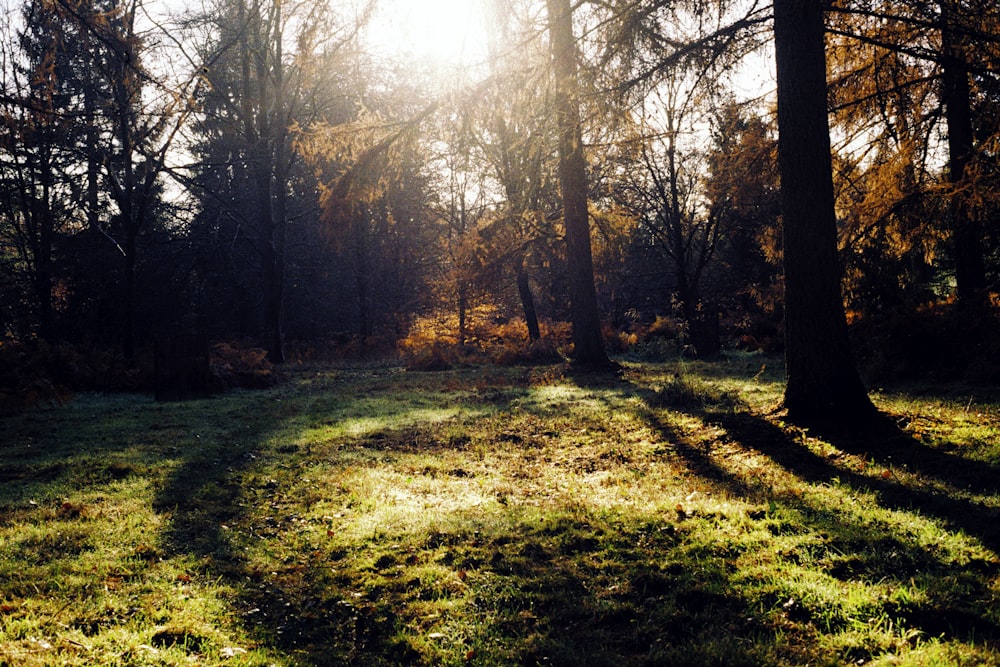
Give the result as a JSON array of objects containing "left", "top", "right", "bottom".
[
  {"left": 293, "top": 104, "right": 437, "bottom": 237},
  {"left": 398, "top": 304, "right": 568, "bottom": 369}
]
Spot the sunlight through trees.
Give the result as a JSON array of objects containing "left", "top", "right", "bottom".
[{"left": 1, "top": 0, "right": 999, "bottom": 417}]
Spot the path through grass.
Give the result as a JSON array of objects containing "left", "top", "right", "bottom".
[{"left": 1, "top": 356, "right": 998, "bottom": 665}]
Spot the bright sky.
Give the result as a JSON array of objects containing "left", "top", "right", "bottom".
[{"left": 365, "top": 0, "right": 491, "bottom": 78}]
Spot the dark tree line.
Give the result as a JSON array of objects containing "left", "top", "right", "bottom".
[{"left": 1, "top": 0, "right": 999, "bottom": 424}]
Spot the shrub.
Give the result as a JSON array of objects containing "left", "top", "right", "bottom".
[
  {"left": 404, "top": 345, "right": 454, "bottom": 372},
  {"left": 209, "top": 342, "right": 280, "bottom": 389},
  {"left": 398, "top": 305, "right": 571, "bottom": 369},
  {"left": 0, "top": 340, "right": 115, "bottom": 414},
  {"left": 491, "top": 338, "right": 564, "bottom": 366},
  {"left": 287, "top": 334, "right": 398, "bottom": 363}
]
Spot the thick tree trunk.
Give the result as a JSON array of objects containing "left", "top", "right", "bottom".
[
  {"left": 940, "top": 2, "right": 986, "bottom": 302},
  {"left": 545, "top": 0, "right": 610, "bottom": 368},
  {"left": 773, "top": 0, "right": 875, "bottom": 422}
]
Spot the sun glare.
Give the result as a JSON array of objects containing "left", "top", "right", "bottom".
[{"left": 367, "top": 0, "right": 489, "bottom": 77}]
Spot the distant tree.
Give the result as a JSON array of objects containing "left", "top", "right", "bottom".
[
  {"left": 0, "top": 0, "right": 78, "bottom": 341},
  {"left": 94, "top": 0, "right": 200, "bottom": 364},
  {"left": 609, "top": 77, "right": 729, "bottom": 355},
  {"left": 430, "top": 115, "right": 481, "bottom": 344},
  {"left": 473, "top": 2, "right": 559, "bottom": 343},
  {"left": 189, "top": 0, "right": 369, "bottom": 361},
  {"left": 826, "top": 11, "right": 941, "bottom": 315},
  {"left": 294, "top": 89, "right": 443, "bottom": 340},
  {"left": 564, "top": 0, "right": 773, "bottom": 351},
  {"left": 703, "top": 101, "right": 782, "bottom": 337},
  {"left": 773, "top": 0, "right": 876, "bottom": 422},
  {"left": 937, "top": 0, "right": 989, "bottom": 301}
]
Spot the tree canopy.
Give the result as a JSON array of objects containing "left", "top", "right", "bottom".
[{"left": 2, "top": 0, "right": 999, "bottom": 422}]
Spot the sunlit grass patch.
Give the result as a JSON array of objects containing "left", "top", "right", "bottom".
[
  {"left": 0, "top": 358, "right": 998, "bottom": 665},
  {"left": 875, "top": 389, "right": 1000, "bottom": 461}
]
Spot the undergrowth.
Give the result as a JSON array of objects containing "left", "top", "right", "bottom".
[{"left": 1, "top": 354, "right": 998, "bottom": 666}]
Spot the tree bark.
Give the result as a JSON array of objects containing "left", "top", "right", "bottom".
[
  {"left": 34, "top": 143, "right": 55, "bottom": 341},
  {"left": 255, "top": 143, "right": 287, "bottom": 364},
  {"left": 773, "top": 0, "right": 875, "bottom": 422},
  {"left": 545, "top": 0, "right": 610, "bottom": 368},
  {"left": 516, "top": 256, "right": 541, "bottom": 342},
  {"left": 940, "top": 1, "right": 986, "bottom": 302}
]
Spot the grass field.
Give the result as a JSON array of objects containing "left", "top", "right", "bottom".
[{"left": 1, "top": 354, "right": 998, "bottom": 666}]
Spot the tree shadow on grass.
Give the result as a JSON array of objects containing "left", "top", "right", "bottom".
[
  {"left": 714, "top": 411, "right": 1000, "bottom": 552},
  {"left": 32, "top": 364, "right": 992, "bottom": 666},
  {"left": 713, "top": 411, "right": 1000, "bottom": 641},
  {"left": 148, "top": 368, "right": 806, "bottom": 666},
  {"left": 148, "top": 393, "right": 405, "bottom": 664},
  {"left": 617, "top": 371, "right": 1000, "bottom": 651}
]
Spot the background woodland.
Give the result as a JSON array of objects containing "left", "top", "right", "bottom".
[{"left": 2, "top": 0, "right": 999, "bottom": 407}]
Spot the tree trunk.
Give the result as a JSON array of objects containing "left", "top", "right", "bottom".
[
  {"left": 114, "top": 63, "right": 138, "bottom": 367},
  {"left": 773, "top": 0, "right": 875, "bottom": 422},
  {"left": 458, "top": 282, "right": 468, "bottom": 346},
  {"left": 35, "top": 146, "right": 55, "bottom": 341},
  {"left": 545, "top": 0, "right": 610, "bottom": 368},
  {"left": 256, "top": 147, "right": 286, "bottom": 364},
  {"left": 353, "top": 211, "right": 372, "bottom": 339},
  {"left": 118, "top": 217, "right": 135, "bottom": 362},
  {"left": 516, "top": 256, "right": 541, "bottom": 342},
  {"left": 940, "top": 1, "right": 986, "bottom": 302}
]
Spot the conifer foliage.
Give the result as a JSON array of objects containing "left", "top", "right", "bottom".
[{"left": 0, "top": 0, "right": 998, "bottom": 400}]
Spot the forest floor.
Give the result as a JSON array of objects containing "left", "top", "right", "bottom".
[{"left": 1, "top": 353, "right": 999, "bottom": 666}]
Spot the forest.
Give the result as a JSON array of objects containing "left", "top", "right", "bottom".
[
  {"left": 1, "top": 0, "right": 1000, "bottom": 665},
  {"left": 0, "top": 0, "right": 996, "bottom": 414}
]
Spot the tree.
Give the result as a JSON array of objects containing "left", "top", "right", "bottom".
[
  {"left": 97, "top": 0, "right": 185, "bottom": 364},
  {"left": 826, "top": 6, "right": 942, "bottom": 316},
  {"left": 826, "top": 0, "right": 1000, "bottom": 305},
  {"left": 0, "top": 0, "right": 76, "bottom": 341},
  {"left": 773, "top": 0, "right": 876, "bottom": 422},
  {"left": 703, "top": 101, "right": 782, "bottom": 340},
  {"left": 938, "top": 0, "right": 988, "bottom": 301},
  {"left": 0, "top": 0, "right": 131, "bottom": 346},
  {"left": 544, "top": 0, "right": 609, "bottom": 367},
  {"left": 610, "top": 77, "right": 729, "bottom": 355},
  {"left": 473, "top": 1, "right": 559, "bottom": 344},
  {"left": 189, "top": 0, "right": 367, "bottom": 361}
]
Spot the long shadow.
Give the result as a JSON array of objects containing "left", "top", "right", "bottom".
[
  {"left": 602, "top": 360, "right": 1000, "bottom": 538},
  {"left": 152, "top": 367, "right": 790, "bottom": 666},
  {"left": 611, "top": 373, "right": 1000, "bottom": 646},
  {"left": 798, "top": 410, "right": 1000, "bottom": 495},
  {"left": 0, "top": 390, "right": 334, "bottom": 659},
  {"left": 148, "top": 380, "right": 396, "bottom": 664},
  {"left": 714, "top": 411, "right": 1000, "bottom": 553},
  {"left": 135, "top": 363, "right": 1000, "bottom": 663},
  {"left": 147, "top": 367, "right": 535, "bottom": 664},
  {"left": 712, "top": 411, "right": 1000, "bottom": 642},
  {"left": 9, "top": 365, "right": 996, "bottom": 665}
]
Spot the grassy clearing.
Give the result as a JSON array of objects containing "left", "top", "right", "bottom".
[{"left": 1, "top": 355, "right": 998, "bottom": 666}]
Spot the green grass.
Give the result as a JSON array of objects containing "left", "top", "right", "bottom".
[{"left": 1, "top": 355, "right": 998, "bottom": 666}]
